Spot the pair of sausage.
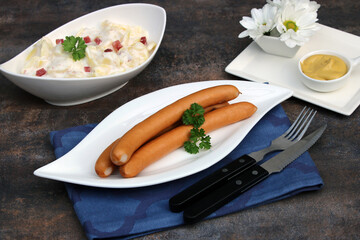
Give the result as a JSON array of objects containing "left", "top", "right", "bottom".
[
  {"left": 95, "top": 85, "right": 243, "bottom": 178},
  {"left": 94, "top": 102, "right": 230, "bottom": 178},
  {"left": 119, "top": 101, "right": 257, "bottom": 178}
]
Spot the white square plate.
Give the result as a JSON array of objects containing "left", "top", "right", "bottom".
[{"left": 225, "top": 24, "right": 360, "bottom": 116}]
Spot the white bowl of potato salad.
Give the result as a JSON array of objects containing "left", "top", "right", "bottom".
[{"left": 0, "top": 4, "right": 166, "bottom": 106}]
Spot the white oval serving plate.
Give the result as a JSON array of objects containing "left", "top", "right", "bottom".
[
  {"left": 0, "top": 3, "right": 166, "bottom": 106},
  {"left": 34, "top": 80, "right": 293, "bottom": 188}
]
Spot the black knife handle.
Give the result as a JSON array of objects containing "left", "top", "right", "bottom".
[
  {"left": 183, "top": 164, "right": 269, "bottom": 224},
  {"left": 169, "top": 155, "right": 256, "bottom": 212}
]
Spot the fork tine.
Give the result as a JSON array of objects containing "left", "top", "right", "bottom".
[
  {"left": 288, "top": 108, "right": 312, "bottom": 140},
  {"left": 292, "top": 109, "right": 317, "bottom": 141},
  {"left": 283, "top": 106, "right": 307, "bottom": 136},
  {"left": 284, "top": 106, "right": 310, "bottom": 139}
]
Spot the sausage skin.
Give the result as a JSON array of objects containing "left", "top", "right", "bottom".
[
  {"left": 111, "top": 85, "right": 240, "bottom": 165},
  {"left": 119, "top": 102, "right": 257, "bottom": 178}
]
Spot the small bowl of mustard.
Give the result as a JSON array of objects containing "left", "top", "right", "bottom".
[{"left": 298, "top": 50, "right": 360, "bottom": 92}]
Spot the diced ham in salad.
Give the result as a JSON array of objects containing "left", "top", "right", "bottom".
[{"left": 21, "top": 20, "right": 156, "bottom": 78}]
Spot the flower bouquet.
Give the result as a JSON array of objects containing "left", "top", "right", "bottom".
[{"left": 239, "top": 0, "right": 321, "bottom": 57}]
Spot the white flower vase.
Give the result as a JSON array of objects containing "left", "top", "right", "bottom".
[{"left": 255, "top": 35, "right": 300, "bottom": 58}]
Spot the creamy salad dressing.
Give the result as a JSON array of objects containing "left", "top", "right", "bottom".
[{"left": 21, "top": 20, "right": 156, "bottom": 78}]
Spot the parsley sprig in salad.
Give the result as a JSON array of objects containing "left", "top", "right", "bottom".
[
  {"left": 62, "top": 36, "right": 87, "bottom": 61},
  {"left": 182, "top": 103, "right": 211, "bottom": 154}
]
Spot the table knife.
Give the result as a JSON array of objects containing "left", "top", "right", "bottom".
[
  {"left": 182, "top": 124, "right": 326, "bottom": 223},
  {"left": 169, "top": 111, "right": 316, "bottom": 213}
]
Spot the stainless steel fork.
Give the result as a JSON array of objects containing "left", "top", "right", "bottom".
[{"left": 248, "top": 106, "right": 317, "bottom": 161}]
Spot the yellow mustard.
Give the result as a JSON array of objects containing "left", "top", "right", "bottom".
[{"left": 300, "top": 54, "right": 348, "bottom": 80}]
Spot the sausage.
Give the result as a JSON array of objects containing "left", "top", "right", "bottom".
[
  {"left": 119, "top": 102, "right": 257, "bottom": 178},
  {"left": 110, "top": 85, "right": 240, "bottom": 165},
  {"left": 94, "top": 102, "right": 230, "bottom": 178},
  {"left": 95, "top": 139, "right": 119, "bottom": 177}
]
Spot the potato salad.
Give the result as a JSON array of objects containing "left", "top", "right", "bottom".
[{"left": 21, "top": 20, "right": 156, "bottom": 78}]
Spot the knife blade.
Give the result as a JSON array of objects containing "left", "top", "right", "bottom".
[{"left": 182, "top": 124, "right": 326, "bottom": 224}]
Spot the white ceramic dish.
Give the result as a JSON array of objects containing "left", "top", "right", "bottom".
[
  {"left": 298, "top": 50, "right": 360, "bottom": 92},
  {"left": 34, "top": 80, "right": 292, "bottom": 188},
  {"left": 0, "top": 4, "right": 166, "bottom": 106},
  {"left": 226, "top": 24, "right": 360, "bottom": 116},
  {"left": 255, "top": 35, "right": 300, "bottom": 58}
]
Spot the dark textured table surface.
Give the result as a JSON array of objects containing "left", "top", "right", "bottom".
[{"left": 1, "top": 0, "right": 359, "bottom": 239}]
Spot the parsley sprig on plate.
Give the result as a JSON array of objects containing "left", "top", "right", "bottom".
[
  {"left": 182, "top": 103, "right": 205, "bottom": 128},
  {"left": 182, "top": 103, "right": 211, "bottom": 154},
  {"left": 62, "top": 36, "right": 87, "bottom": 61}
]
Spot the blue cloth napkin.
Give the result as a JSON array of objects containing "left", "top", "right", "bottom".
[{"left": 50, "top": 104, "right": 323, "bottom": 240}]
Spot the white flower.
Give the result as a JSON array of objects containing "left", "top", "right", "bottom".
[
  {"left": 276, "top": 2, "right": 320, "bottom": 47},
  {"left": 238, "top": 4, "right": 278, "bottom": 40},
  {"left": 239, "top": 0, "right": 321, "bottom": 48},
  {"left": 267, "top": 0, "right": 320, "bottom": 12}
]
